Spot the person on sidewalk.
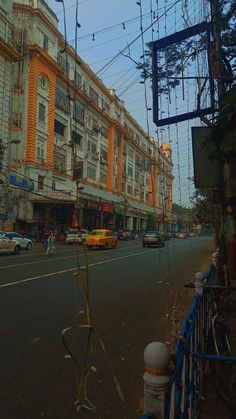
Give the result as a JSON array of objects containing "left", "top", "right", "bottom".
[
  {"left": 42, "top": 227, "right": 50, "bottom": 252},
  {"left": 46, "top": 231, "right": 56, "bottom": 256}
]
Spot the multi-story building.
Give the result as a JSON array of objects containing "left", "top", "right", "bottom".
[
  {"left": 0, "top": 0, "right": 21, "bottom": 227},
  {"left": 5, "top": 0, "right": 173, "bottom": 236}
]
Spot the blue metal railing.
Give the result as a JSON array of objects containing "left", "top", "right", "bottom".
[{"left": 140, "top": 265, "right": 236, "bottom": 419}]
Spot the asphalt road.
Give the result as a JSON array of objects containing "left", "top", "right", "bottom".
[{"left": 0, "top": 236, "right": 214, "bottom": 419}]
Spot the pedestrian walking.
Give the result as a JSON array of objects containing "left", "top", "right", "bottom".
[
  {"left": 46, "top": 231, "right": 56, "bottom": 255},
  {"left": 42, "top": 227, "right": 50, "bottom": 252}
]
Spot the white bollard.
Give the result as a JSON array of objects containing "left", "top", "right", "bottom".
[
  {"left": 194, "top": 272, "right": 204, "bottom": 296},
  {"left": 143, "top": 342, "right": 170, "bottom": 418}
]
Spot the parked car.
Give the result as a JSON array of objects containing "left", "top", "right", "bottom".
[
  {"left": 65, "top": 228, "right": 89, "bottom": 244},
  {"left": 24, "top": 234, "right": 36, "bottom": 242},
  {"left": 1, "top": 232, "right": 33, "bottom": 250},
  {"left": 0, "top": 233, "right": 21, "bottom": 255},
  {"left": 85, "top": 229, "right": 118, "bottom": 249},
  {"left": 143, "top": 231, "right": 165, "bottom": 248}
]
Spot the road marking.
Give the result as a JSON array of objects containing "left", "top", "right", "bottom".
[
  {"left": 0, "top": 254, "right": 76, "bottom": 269},
  {"left": 0, "top": 243, "right": 144, "bottom": 269},
  {"left": 0, "top": 249, "right": 156, "bottom": 288}
]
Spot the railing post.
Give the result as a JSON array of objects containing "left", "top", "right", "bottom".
[
  {"left": 143, "top": 342, "right": 170, "bottom": 419},
  {"left": 194, "top": 272, "right": 204, "bottom": 296}
]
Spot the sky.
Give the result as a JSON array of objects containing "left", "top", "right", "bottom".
[{"left": 46, "top": 0, "right": 211, "bottom": 207}]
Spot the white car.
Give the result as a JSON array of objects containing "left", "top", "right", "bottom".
[
  {"left": 1, "top": 232, "right": 33, "bottom": 250},
  {"left": 65, "top": 228, "right": 89, "bottom": 244},
  {"left": 0, "top": 234, "right": 21, "bottom": 255}
]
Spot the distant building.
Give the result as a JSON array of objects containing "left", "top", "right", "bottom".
[{"left": 5, "top": 0, "right": 173, "bottom": 235}]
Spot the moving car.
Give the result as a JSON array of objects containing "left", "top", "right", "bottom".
[
  {"left": 65, "top": 228, "right": 89, "bottom": 244},
  {"left": 143, "top": 231, "right": 164, "bottom": 248},
  {"left": 0, "top": 232, "right": 33, "bottom": 250},
  {"left": 85, "top": 229, "right": 118, "bottom": 249},
  {"left": 0, "top": 233, "right": 21, "bottom": 255}
]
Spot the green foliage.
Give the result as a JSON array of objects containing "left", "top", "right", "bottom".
[
  {"left": 137, "top": 1, "right": 236, "bottom": 93},
  {"left": 172, "top": 203, "right": 194, "bottom": 230},
  {"left": 191, "top": 189, "right": 215, "bottom": 225}
]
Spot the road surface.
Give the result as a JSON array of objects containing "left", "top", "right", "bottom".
[{"left": 0, "top": 236, "right": 213, "bottom": 418}]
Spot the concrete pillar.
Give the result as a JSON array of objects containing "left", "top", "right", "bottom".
[{"left": 143, "top": 342, "right": 170, "bottom": 418}]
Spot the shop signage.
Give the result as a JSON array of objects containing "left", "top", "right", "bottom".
[
  {"left": 101, "top": 204, "right": 113, "bottom": 213},
  {"left": 86, "top": 201, "right": 101, "bottom": 210},
  {"left": 9, "top": 174, "right": 34, "bottom": 191}
]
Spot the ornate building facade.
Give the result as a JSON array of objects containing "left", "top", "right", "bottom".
[{"left": 5, "top": 0, "right": 174, "bottom": 235}]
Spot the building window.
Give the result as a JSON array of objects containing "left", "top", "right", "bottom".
[
  {"left": 57, "top": 52, "right": 70, "bottom": 75},
  {"left": 100, "top": 147, "right": 108, "bottom": 162},
  {"left": 54, "top": 145, "right": 66, "bottom": 172},
  {"left": 87, "top": 140, "right": 97, "bottom": 154},
  {"left": 38, "top": 103, "right": 46, "bottom": 123},
  {"left": 43, "top": 34, "right": 49, "bottom": 51},
  {"left": 128, "top": 147, "right": 133, "bottom": 158},
  {"left": 36, "top": 137, "right": 45, "bottom": 162},
  {"left": 101, "top": 125, "right": 108, "bottom": 139},
  {"left": 74, "top": 71, "right": 82, "bottom": 88},
  {"left": 101, "top": 98, "right": 110, "bottom": 113},
  {"left": 87, "top": 162, "right": 96, "bottom": 181},
  {"left": 128, "top": 165, "right": 133, "bottom": 177},
  {"left": 54, "top": 119, "right": 66, "bottom": 136},
  {"left": 89, "top": 87, "right": 99, "bottom": 106},
  {"left": 39, "top": 75, "right": 48, "bottom": 90},
  {"left": 38, "top": 175, "right": 45, "bottom": 190},
  {"left": 73, "top": 102, "right": 84, "bottom": 124},
  {"left": 72, "top": 130, "right": 82, "bottom": 145},
  {"left": 100, "top": 170, "right": 107, "bottom": 185},
  {"left": 55, "top": 87, "right": 69, "bottom": 113},
  {"left": 52, "top": 180, "right": 56, "bottom": 190}
]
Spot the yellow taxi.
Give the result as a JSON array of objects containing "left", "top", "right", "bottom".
[{"left": 85, "top": 229, "right": 118, "bottom": 249}]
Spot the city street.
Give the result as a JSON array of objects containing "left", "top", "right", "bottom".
[{"left": 0, "top": 236, "right": 213, "bottom": 419}]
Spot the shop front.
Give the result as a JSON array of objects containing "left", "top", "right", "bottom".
[
  {"left": 101, "top": 203, "right": 114, "bottom": 229},
  {"left": 114, "top": 205, "right": 124, "bottom": 230},
  {"left": 82, "top": 200, "right": 101, "bottom": 229}
]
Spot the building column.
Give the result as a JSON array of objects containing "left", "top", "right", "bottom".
[
  {"left": 26, "top": 57, "right": 38, "bottom": 163},
  {"left": 148, "top": 163, "right": 157, "bottom": 207},
  {"left": 117, "top": 130, "right": 123, "bottom": 193}
]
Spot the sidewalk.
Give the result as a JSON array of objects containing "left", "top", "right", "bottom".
[{"left": 200, "top": 291, "right": 236, "bottom": 419}]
